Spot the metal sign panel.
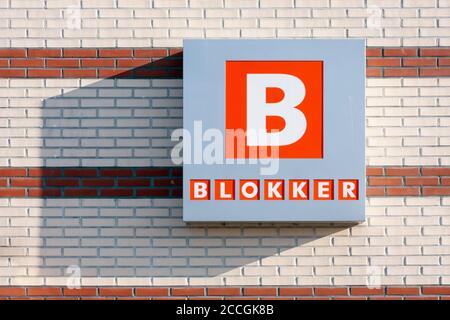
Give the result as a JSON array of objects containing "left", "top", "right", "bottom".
[{"left": 182, "top": 39, "right": 365, "bottom": 222}]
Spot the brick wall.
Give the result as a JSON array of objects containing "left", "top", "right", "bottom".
[
  {"left": 0, "top": 0, "right": 450, "bottom": 299},
  {"left": 0, "top": 0, "right": 449, "bottom": 47},
  {"left": 1, "top": 47, "right": 450, "bottom": 78},
  {"left": 1, "top": 286, "right": 450, "bottom": 300}
]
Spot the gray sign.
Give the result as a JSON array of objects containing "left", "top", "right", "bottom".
[{"left": 183, "top": 39, "right": 365, "bottom": 222}]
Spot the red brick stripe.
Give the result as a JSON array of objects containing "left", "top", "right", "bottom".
[
  {"left": 0, "top": 48, "right": 182, "bottom": 78},
  {"left": 0, "top": 286, "right": 448, "bottom": 300},
  {"left": 0, "top": 167, "right": 181, "bottom": 198},
  {"left": 0, "top": 166, "right": 448, "bottom": 198},
  {"left": 367, "top": 47, "right": 450, "bottom": 77},
  {"left": 366, "top": 166, "right": 450, "bottom": 197},
  {"left": 0, "top": 47, "right": 449, "bottom": 78}
]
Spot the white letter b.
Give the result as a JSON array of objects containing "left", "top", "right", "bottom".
[{"left": 246, "top": 73, "right": 307, "bottom": 146}]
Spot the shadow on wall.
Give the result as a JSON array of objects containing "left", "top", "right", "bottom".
[{"left": 22, "top": 53, "right": 355, "bottom": 285}]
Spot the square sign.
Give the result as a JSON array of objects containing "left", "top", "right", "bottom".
[{"left": 182, "top": 39, "right": 365, "bottom": 222}]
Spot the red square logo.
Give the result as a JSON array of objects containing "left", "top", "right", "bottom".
[{"left": 225, "top": 61, "right": 323, "bottom": 159}]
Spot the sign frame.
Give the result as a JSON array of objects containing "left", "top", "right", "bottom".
[{"left": 182, "top": 39, "right": 366, "bottom": 223}]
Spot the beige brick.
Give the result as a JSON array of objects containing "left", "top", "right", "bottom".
[
  {"left": 260, "top": 0, "right": 293, "bottom": 8},
  {"left": 225, "top": 0, "right": 258, "bottom": 8},
  {"left": 386, "top": 266, "right": 420, "bottom": 275},
  {"left": 225, "top": 277, "right": 259, "bottom": 286},
  {"left": 297, "top": 276, "right": 331, "bottom": 285},
  {"left": 334, "top": 256, "right": 368, "bottom": 266},
  {"left": 280, "top": 266, "right": 313, "bottom": 275}
]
